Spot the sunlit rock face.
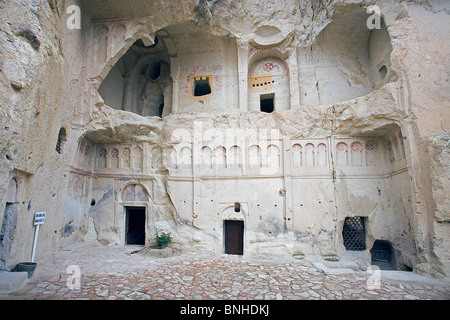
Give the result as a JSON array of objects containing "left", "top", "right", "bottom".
[{"left": 0, "top": 0, "right": 449, "bottom": 278}]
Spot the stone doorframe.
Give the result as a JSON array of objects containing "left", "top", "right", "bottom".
[
  {"left": 115, "top": 181, "right": 153, "bottom": 246},
  {"left": 218, "top": 202, "right": 248, "bottom": 253}
]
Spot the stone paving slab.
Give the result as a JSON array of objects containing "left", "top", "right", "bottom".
[
  {"left": 0, "top": 271, "right": 27, "bottom": 293},
  {"left": 0, "top": 243, "right": 449, "bottom": 300}
]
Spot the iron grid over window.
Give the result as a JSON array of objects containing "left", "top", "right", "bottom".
[
  {"left": 342, "top": 217, "right": 366, "bottom": 251},
  {"left": 370, "top": 240, "right": 392, "bottom": 262}
]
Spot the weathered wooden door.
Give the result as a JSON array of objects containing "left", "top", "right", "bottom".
[{"left": 224, "top": 220, "right": 244, "bottom": 255}]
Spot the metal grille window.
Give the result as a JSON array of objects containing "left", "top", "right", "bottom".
[
  {"left": 342, "top": 217, "right": 366, "bottom": 251},
  {"left": 370, "top": 240, "right": 392, "bottom": 262}
]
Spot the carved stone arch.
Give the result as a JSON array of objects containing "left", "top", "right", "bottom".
[
  {"left": 132, "top": 146, "right": 143, "bottom": 170},
  {"left": 351, "top": 141, "right": 363, "bottom": 166},
  {"left": 266, "top": 144, "right": 281, "bottom": 168},
  {"left": 201, "top": 146, "right": 212, "bottom": 168},
  {"left": 1, "top": 171, "right": 24, "bottom": 266},
  {"left": 117, "top": 181, "right": 152, "bottom": 204},
  {"left": 178, "top": 146, "right": 192, "bottom": 168},
  {"left": 248, "top": 145, "right": 262, "bottom": 167},
  {"left": 112, "top": 23, "right": 126, "bottom": 40},
  {"left": 292, "top": 143, "right": 302, "bottom": 167},
  {"left": 304, "top": 143, "right": 315, "bottom": 167},
  {"left": 5, "top": 178, "right": 18, "bottom": 204},
  {"left": 228, "top": 145, "right": 241, "bottom": 167},
  {"left": 95, "top": 22, "right": 174, "bottom": 88},
  {"left": 219, "top": 203, "right": 247, "bottom": 222},
  {"left": 248, "top": 56, "right": 290, "bottom": 112},
  {"left": 317, "top": 143, "right": 327, "bottom": 167},
  {"left": 157, "top": 29, "right": 179, "bottom": 77},
  {"left": 336, "top": 142, "right": 348, "bottom": 166},
  {"left": 248, "top": 48, "right": 288, "bottom": 69},
  {"left": 6, "top": 170, "right": 25, "bottom": 203},
  {"left": 94, "top": 23, "right": 145, "bottom": 85},
  {"left": 94, "top": 25, "right": 109, "bottom": 66}
]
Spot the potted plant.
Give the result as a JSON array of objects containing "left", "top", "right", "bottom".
[{"left": 155, "top": 228, "right": 171, "bottom": 248}]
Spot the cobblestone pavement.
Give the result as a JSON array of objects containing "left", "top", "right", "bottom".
[{"left": 1, "top": 243, "right": 449, "bottom": 300}]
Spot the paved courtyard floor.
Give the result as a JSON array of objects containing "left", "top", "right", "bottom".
[{"left": 1, "top": 242, "right": 449, "bottom": 301}]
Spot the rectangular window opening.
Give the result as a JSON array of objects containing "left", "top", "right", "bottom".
[
  {"left": 342, "top": 216, "right": 366, "bottom": 251},
  {"left": 193, "top": 77, "right": 212, "bottom": 97},
  {"left": 260, "top": 93, "right": 274, "bottom": 113}
]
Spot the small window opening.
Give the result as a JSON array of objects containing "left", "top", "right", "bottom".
[
  {"left": 260, "top": 93, "right": 274, "bottom": 113},
  {"left": 234, "top": 202, "right": 240, "bottom": 212},
  {"left": 379, "top": 65, "right": 387, "bottom": 80},
  {"left": 56, "top": 127, "right": 67, "bottom": 154},
  {"left": 193, "top": 77, "right": 211, "bottom": 97},
  {"left": 342, "top": 217, "right": 366, "bottom": 251}
]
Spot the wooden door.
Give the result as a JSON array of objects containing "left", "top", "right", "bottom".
[{"left": 224, "top": 220, "right": 244, "bottom": 255}]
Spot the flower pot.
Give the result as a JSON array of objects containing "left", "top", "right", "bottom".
[{"left": 15, "top": 262, "right": 37, "bottom": 278}]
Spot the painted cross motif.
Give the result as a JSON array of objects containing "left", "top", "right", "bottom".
[
  {"left": 366, "top": 141, "right": 377, "bottom": 151},
  {"left": 336, "top": 143, "right": 347, "bottom": 151},
  {"left": 263, "top": 62, "right": 274, "bottom": 72},
  {"left": 98, "top": 148, "right": 107, "bottom": 157},
  {"left": 111, "top": 148, "right": 119, "bottom": 158},
  {"left": 351, "top": 142, "right": 361, "bottom": 151}
]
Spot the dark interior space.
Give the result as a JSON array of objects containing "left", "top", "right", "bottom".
[
  {"left": 370, "top": 239, "right": 396, "bottom": 270},
  {"left": 125, "top": 206, "right": 145, "bottom": 245},
  {"left": 193, "top": 77, "right": 212, "bottom": 96},
  {"left": 260, "top": 93, "right": 274, "bottom": 113}
]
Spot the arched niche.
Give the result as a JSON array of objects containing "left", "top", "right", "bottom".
[
  {"left": 119, "top": 183, "right": 150, "bottom": 204},
  {"left": 5, "top": 178, "right": 18, "bottom": 204},
  {"left": 1, "top": 173, "right": 24, "bottom": 266},
  {"left": 248, "top": 57, "right": 290, "bottom": 112},
  {"left": 219, "top": 203, "right": 247, "bottom": 222},
  {"left": 368, "top": 19, "right": 397, "bottom": 90}
]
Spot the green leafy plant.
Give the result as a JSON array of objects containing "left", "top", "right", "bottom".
[{"left": 155, "top": 228, "right": 172, "bottom": 248}]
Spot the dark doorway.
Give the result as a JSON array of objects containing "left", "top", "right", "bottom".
[
  {"left": 224, "top": 220, "right": 244, "bottom": 255},
  {"left": 125, "top": 207, "right": 145, "bottom": 245},
  {"left": 260, "top": 93, "right": 274, "bottom": 113},
  {"left": 370, "top": 240, "right": 396, "bottom": 270}
]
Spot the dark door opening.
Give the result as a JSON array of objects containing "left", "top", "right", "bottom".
[
  {"left": 370, "top": 240, "right": 396, "bottom": 270},
  {"left": 224, "top": 220, "right": 244, "bottom": 255},
  {"left": 260, "top": 93, "right": 274, "bottom": 113},
  {"left": 125, "top": 206, "right": 145, "bottom": 245}
]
